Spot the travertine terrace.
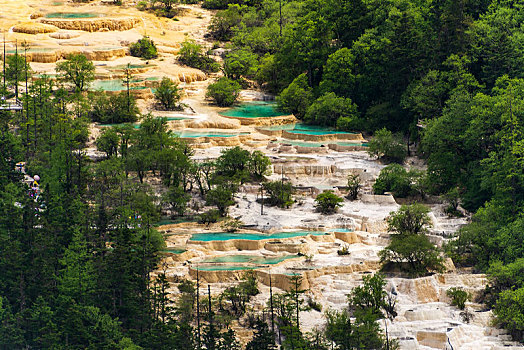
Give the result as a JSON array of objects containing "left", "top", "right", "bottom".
[{"left": 2, "top": 0, "right": 522, "bottom": 348}]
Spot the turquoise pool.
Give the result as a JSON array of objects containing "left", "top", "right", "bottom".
[
  {"left": 190, "top": 231, "right": 327, "bottom": 241},
  {"left": 277, "top": 140, "right": 326, "bottom": 148},
  {"left": 195, "top": 265, "right": 260, "bottom": 271},
  {"left": 202, "top": 254, "right": 299, "bottom": 264},
  {"left": 337, "top": 142, "right": 369, "bottom": 147},
  {"left": 277, "top": 140, "right": 367, "bottom": 148},
  {"left": 91, "top": 80, "right": 149, "bottom": 92},
  {"left": 263, "top": 123, "right": 355, "bottom": 135},
  {"left": 45, "top": 12, "right": 100, "bottom": 18},
  {"left": 173, "top": 131, "right": 249, "bottom": 138},
  {"left": 162, "top": 248, "right": 186, "bottom": 254},
  {"left": 221, "top": 101, "right": 284, "bottom": 119},
  {"left": 330, "top": 228, "right": 354, "bottom": 233},
  {"left": 7, "top": 48, "right": 56, "bottom": 54}
]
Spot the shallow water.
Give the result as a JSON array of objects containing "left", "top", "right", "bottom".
[
  {"left": 221, "top": 101, "right": 284, "bottom": 119},
  {"left": 277, "top": 139, "right": 368, "bottom": 148},
  {"left": 91, "top": 80, "right": 148, "bottom": 92},
  {"left": 329, "top": 228, "right": 354, "bottom": 233},
  {"left": 195, "top": 265, "right": 260, "bottom": 271},
  {"left": 162, "top": 248, "right": 186, "bottom": 254},
  {"left": 262, "top": 123, "right": 356, "bottom": 135},
  {"left": 7, "top": 48, "right": 56, "bottom": 54},
  {"left": 202, "top": 254, "right": 299, "bottom": 264},
  {"left": 173, "top": 131, "right": 249, "bottom": 138},
  {"left": 190, "top": 231, "right": 327, "bottom": 241},
  {"left": 45, "top": 12, "right": 100, "bottom": 18}
]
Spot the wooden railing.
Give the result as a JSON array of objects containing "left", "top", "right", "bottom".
[{"left": 0, "top": 98, "right": 23, "bottom": 110}]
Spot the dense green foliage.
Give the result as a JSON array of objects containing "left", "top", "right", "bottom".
[
  {"left": 380, "top": 204, "right": 443, "bottom": 277},
  {"left": 373, "top": 164, "right": 422, "bottom": 198},
  {"left": 154, "top": 77, "right": 181, "bottom": 110},
  {"left": 304, "top": 93, "right": 358, "bottom": 128},
  {"left": 3, "top": 0, "right": 524, "bottom": 343},
  {"left": 314, "top": 191, "right": 344, "bottom": 214},
  {"left": 262, "top": 181, "right": 294, "bottom": 208},
  {"left": 446, "top": 287, "right": 470, "bottom": 310},
  {"left": 346, "top": 174, "right": 361, "bottom": 200},
  {"left": 208, "top": 0, "right": 522, "bottom": 137},
  {"left": 130, "top": 36, "right": 158, "bottom": 59},
  {"left": 56, "top": 54, "right": 95, "bottom": 92},
  {"left": 0, "top": 46, "right": 404, "bottom": 350},
  {"left": 206, "top": 77, "right": 241, "bottom": 106},
  {"left": 325, "top": 274, "right": 396, "bottom": 349},
  {"left": 178, "top": 39, "right": 221, "bottom": 73},
  {"left": 90, "top": 91, "right": 140, "bottom": 124},
  {"left": 367, "top": 128, "right": 407, "bottom": 164}
]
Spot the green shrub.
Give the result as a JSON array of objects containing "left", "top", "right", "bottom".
[
  {"left": 223, "top": 49, "right": 258, "bottom": 81},
  {"left": 206, "top": 186, "right": 236, "bottom": 216},
  {"left": 130, "top": 36, "right": 158, "bottom": 59},
  {"left": 163, "top": 186, "right": 190, "bottom": 216},
  {"left": 446, "top": 287, "right": 470, "bottom": 310},
  {"left": 443, "top": 188, "right": 462, "bottom": 217},
  {"left": 367, "top": 128, "right": 407, "bottom": 163},
  {"left": 90, "top": 91, "right": 139, "bottom": 124},
  {"left": 304, "top": 92, "right": 358, "bottom": 128},
  {"left": 207, "top": 4, "right": 244, "bottom": 41},
  {"left": 221, "top": 218, "right": 243, "bottom": 232},
  {"left": 379, "top": 232, "right": 444, "bottom": 277},
  {"left": 373, "top": 164, "right": 422, "bottom": 198},
  {"left": 262, "top": 181, "right": 294, "bottom": 208},
  {"left": 56, "top": 54, "right": 95, "bottom": 92},
  {"left": 347, "top": 174, "right": 361, "bottom": 200},
  {"left": 137, "top": 0, "right": 148, "bottom": 10},
  {"left": 314, "top": 191, "right": 344, "bottom": 214},
  {"left": 198, "top": 209, "right": 221, "bottom": 225},
  {"left": 380, "top": 204, "right": 442, "bottom": 277},
  {"left": 96, "top": 128, "right": 120, "bottom": 158},
  {"left": 248, "top": 150, "right": 271, "bottom": 179},
  {"left": 178, "top": 39, "right": 220, "bottom": 73},
  {"left": 276, "top": 73, "right": 313, "bottom": 119},
  {"left": 386, "top": 203, "right": 432, "bottom": 235},
  {"left": 206, "top": 77, "right": 241, "bottom": 107},
  {"left": 154, "top": 77, "right": 181, "bottom": 110},
  {"left": 493, "top": 287, "right": 524, "bottom": 342}
]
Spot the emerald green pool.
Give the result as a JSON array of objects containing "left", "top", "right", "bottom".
[
  {"left": 164, "top": 117, "right": 188, "bottom": 121},
  {"left": 263, "top": 123, "right": 355, "bottom": 135},
  {"left": 45, "top": 12, "right": 100, "bottom": 18},
  {"left": 91, "top": 80, "right": 149, "bottom": 92},
  {"left": 278, "top": 140, "right": 326, "bottom": 148},
  {"left": 190, "top": 231, "right": 327, "bottom": 242},
  {"left": 202, "top": 255, "right": 299, "bottom": 264},
  {"left": 277, "top": 140, "right": 367, "bottom": 148},
  {"left": 221, "top": 101, "right": 284, "bottom": 119},
  {"left": 173, "top": 131, "right": 249, "bottom": 138},
  {"left": 7, "top": 48, "right": 56, "bottom": 54},
  {"left": 163, "top": 248, "right": 186, "bottom": 254},
  {"left": 337, "top": 142, "right": 369, "bottom": 147},
  {"left": 195, "top": 265, "right": 260, "bottom": 271},
  {"left": 330, "top": 228, "right": 354, "bottom": 233}
]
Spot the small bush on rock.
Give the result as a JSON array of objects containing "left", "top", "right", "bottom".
[{"left": 130, "top": 36, "right": 158, "bottom": 59}]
